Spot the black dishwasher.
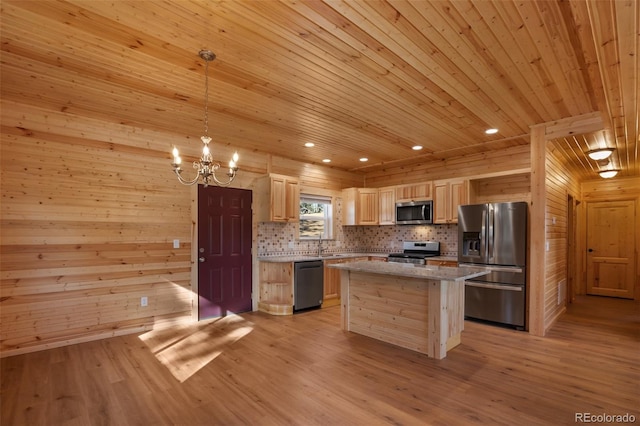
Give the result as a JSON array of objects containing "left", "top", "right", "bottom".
[{"left": 294, "top": 260, "right": 324, "bottom": 312}]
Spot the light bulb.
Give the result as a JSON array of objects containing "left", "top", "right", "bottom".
[
  {"left": 202, "top": 145, "right": 210, "bottom": 156},
  {"left": 172, "top": 146, "right": 179, "bottom": 158}
]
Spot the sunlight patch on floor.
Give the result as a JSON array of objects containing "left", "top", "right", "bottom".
[{"left": 138, "top": 314, "right": 253, "bottom": 382}]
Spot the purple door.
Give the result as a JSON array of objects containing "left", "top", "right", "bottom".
[{"left": 198, "top": 185, "right": 252, "bottom": 319}]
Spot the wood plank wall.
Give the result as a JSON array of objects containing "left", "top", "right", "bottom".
[
  {"left": 0, "top": 100, "right": 362, "bottom": 357},
  {"left": 364, "top": 144, "right": 531, "bottom": 187},
  {"left": 543, "top": 146, "right": 581, "bottom": 330}
]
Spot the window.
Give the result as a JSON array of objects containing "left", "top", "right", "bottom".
[{"left": 299, "top": 194, "right": 333, "bottom": 239}]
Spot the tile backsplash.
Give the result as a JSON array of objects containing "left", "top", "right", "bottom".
[
  {"left": 257, "top": 222, "right": 458, "bottom": 258},
  {"left": 257, "top": 194, "right": 458, "bottom": 258}
]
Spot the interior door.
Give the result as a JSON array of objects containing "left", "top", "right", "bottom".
[
  {"left": 586, "top": 200, "right": 636, "bottom": 299},
  {"left": 198, "top": 185, "right": 252, "bottom": 319}
]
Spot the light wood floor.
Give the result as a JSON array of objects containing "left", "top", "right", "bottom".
[{"left": 2, "top": 295, "right": 639, "bottom": 425}]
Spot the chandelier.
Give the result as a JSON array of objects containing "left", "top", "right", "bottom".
[{"left": 171, "top": 50, "right": 238, "bottom": 186}]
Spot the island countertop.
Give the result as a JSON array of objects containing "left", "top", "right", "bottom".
[{"left": 328, "top": 260, "right": 489, "bottom": 282}]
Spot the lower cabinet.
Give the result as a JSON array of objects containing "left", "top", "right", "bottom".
[
  {"left": 258, "top": 262, "right": 293, "bottom": 315},
  {"left": 426, "top": 259, "right": 458, "bottom": 267},
  {"left": 322, "top": 256, "right": 369, "bottom": 308}
]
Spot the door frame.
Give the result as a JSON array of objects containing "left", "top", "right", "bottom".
[{"left": 189, "top": 183, "right": 258, "bottom": 320}]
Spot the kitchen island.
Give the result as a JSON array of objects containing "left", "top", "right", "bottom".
[{"left": 328, "top": 260, "right": 489, "bottom": 359}]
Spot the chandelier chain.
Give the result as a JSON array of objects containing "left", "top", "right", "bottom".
[{"left": 203, "top": 59, "right": 209, "bottom": 138}]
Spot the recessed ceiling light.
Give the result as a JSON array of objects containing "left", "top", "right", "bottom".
[
  {"left": 359, "top": 157, "right": 368, "bottom": 162},
  {"left": 485, "top": 128, "right": 498, "bottom": 135},
  {"left": 587, "top": 148, "right": 614, "bottom": 160},
  {"left": 322, "top": 158, "right": 331, "bottom": 163},
  {"left": 599, "top": 170, "right": 619, "bottom": 179},
  {"left": 412, "top": 145, "right": 423, "bottom": 151},
  {"left": 304, "top": 142, "right": 315, "bottom": 147}
]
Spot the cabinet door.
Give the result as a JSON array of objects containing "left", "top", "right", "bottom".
[
  {"left": 323, "top": 259, "right": 342, "bottom": 304},
  {"left": 449, "top": 180, "right": 467, "bottom": 223},
  {"left": 434, "top": 179, "right": 468, "bottom": 224},
  {"left": 270, "top": 176, "right": 299, "bottom": 222},
  {"left": 270, "top": 176, "right": 287, "bottom": 221},
  {"left": 358, "top": 189, "right": 379, "bottom": 225},
  {"left": 284, "top": 178, "right": 300, "bottom": 221},
  {"left": 378, "top": 187, "right": 396, "bottom": 225},
  {"left": 396, "top": 182, "right": 432, "bottom": 202},
  {"left": 433, "top": 182, "right": 448, "bottom": 223}
]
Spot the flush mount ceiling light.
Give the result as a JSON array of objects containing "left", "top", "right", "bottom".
[
  {"left": 304, "top": 142, "right": 315, "bottom": 147},
  {"left": 485, "top": 128, "right": 499, "bottom": 135},
  {"left": 412, "top": 145, "right": 423, "bottom": 151},
  {"left": 322, "top": 158, "right": 331, "bottom": 163},
  {"left": 599, "top": 169, "right": 619, "bottom": 179},
  {"left": 171, "top": 50, "right": 238, "bottom": 187},
  {"left": 587, "top": 148, "right": 614, "bottom": 161},
  {"left": 359, "top": 157, "right": 368, "bottom": 162}
]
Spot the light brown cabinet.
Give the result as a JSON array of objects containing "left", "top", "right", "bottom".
[
  {"left": 434, "top": 179, "right": 468, "bottom": 224},
  {"left": 322, "top": 256, "right": 371, "bottom": 307},
  {"left": 426, "top": 259, "right": 458, "bottom": 267},
  {"left": 342, "top": 188, "right": 379, "bottom": 225},
  {"left": 378, "top": 186, "right": 396, "bottom": 225},
  {"left": 258, "top": 262, "right": 293, "bottom": 315},
  {"left": 256, "top": 174, "right": 299, "bottom": 222},
  {"left": 395, "top": 182, "right": 432, "bottom": 202}
]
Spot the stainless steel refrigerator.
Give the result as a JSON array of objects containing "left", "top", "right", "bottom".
[{"left": 458, "top": 202, "right": 527, "bottom": 329}]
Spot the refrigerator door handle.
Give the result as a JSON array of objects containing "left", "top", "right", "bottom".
[
  {"left": 465, "top": 282, "right": 523, "bottom": 291},
  {"left": 487, "top": 206, "right": 495, "bottom": 261},
  {"left": 481, "top": 208, "right": 488, "bottom": 260},
  {"left": 458, "top": 263, "right": 524, "bottom": 273}
]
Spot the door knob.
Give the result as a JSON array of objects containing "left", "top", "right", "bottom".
[{"left": 199, "top": 257, "right": 205, "bottom": 262}]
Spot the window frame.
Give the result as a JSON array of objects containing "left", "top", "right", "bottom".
[{"left": 299, "top": 193, "right": 333, "bottom": 240}]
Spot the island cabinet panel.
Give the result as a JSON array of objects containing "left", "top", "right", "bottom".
[
  {"left": 341, "top": 270, "right": 464, "bottom": 359},
  {"left": 347, "top": 273, "right": 431, "bottom": 354}
]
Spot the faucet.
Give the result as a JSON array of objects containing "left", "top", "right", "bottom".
[{"left": 317, "top": 234, "right": 323, "bottom": 256}]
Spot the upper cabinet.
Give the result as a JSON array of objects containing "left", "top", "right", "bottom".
[
  {"left": 256, "top": 174, "right": 300, "bottom": 222},
  {"left": 433, "top": 178, "right": 468, "bottom": 224},
  {"left": 378, "top": 186, "right": 396, "bottom": 225},
  {"left": 395, "top": 182, "right": 432, "bottom": 202},
  {"left": 343, "top": 188, "right": 379, "bottom": 226}
]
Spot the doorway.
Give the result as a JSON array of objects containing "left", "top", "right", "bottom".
[
  {"left": 197, "top": 185, "right": 253, "bottom": 319},
  {"left": 566, "top": 195, "right": 577, "bottom": 304},
  {"left": 585, "top": 200, "right": 636, "bottom": 299}
]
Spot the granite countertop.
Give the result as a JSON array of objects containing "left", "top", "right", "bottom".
[
  {"left": 258, "top": 253, "right": 388, "bottom": 263},
  {"left": 327, "top": 260, "right": 489, "bottom": 282}
]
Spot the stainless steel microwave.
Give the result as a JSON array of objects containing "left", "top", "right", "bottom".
[{"left": 396, "top": 200, "right": 433, "bottom": 225}]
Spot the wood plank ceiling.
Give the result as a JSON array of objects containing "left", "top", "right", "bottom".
[{"left": 1, "top": 1, "right": 638, "bottom": 180}]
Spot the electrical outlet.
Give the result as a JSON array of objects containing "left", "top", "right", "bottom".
[
  {"left": 140, "top": 296, "right": 148, "bottom": 307},
  {"left": 173, "top": 239, "right": 180, "bottom": 249},
  {"left": 288, "top": 241, "right": 294, "bottom": 249}
]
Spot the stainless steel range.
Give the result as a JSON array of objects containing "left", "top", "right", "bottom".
[{"left": 387, "top": 241, "right": 440, "bottom": 265}]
